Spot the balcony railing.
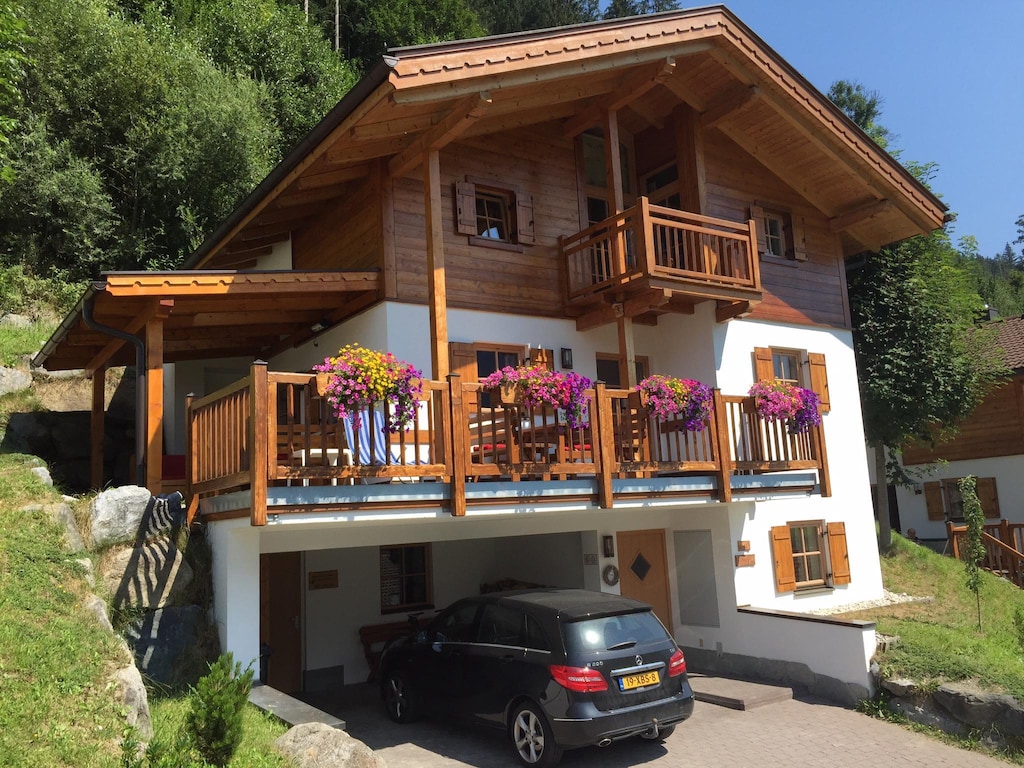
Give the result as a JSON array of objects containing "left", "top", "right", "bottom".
[
  {"left": 186, "top": 364, "right": 829, "bottom": 524},
  {"left": 561, "top": 197, "right": 761, "bottom": 304}
]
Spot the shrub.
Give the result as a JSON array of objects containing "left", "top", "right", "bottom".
[{"left": 184, "top": 652, "right": 254, "bottom": 767}]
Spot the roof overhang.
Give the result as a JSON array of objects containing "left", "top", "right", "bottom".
[
  {"left": 34, "top": 270, "right": 380, "bottom": 372},
  {"left": 183, "top": 5, "right": 945, "bottom": 271}
]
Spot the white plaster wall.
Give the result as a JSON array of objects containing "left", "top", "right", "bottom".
[
  {"left": 271, "top": 303, "right": 391, "bottom": 374},
  {"left": 167, "top": 357, "right": 252, "bottom": 455},
  {"left": 895, "top": 454, "right": 1024, "bottom": 541},
  {"left": 256, "top": 238, "right": 292, "bottom": 271},
  {"left": 208, "top": 519, "right": 262, "bottom": 673}
]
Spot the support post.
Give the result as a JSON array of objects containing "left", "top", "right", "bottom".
[
  {"left": 425, "top": 150, "right": 450, "bottom": 379},
  {"left": 145, "top": 317, "right": 164, "bottom": 492},
  {"left": 448, "top": 374, "right": 467, "bottom": 517},
  {"left": 711, "top": 389, "right": 732, "bottom": 503},
  {"left": 617, "top": 315, "right": 638, "bottom": 388},
  {"left": 251, "top": 361, "right": 269, "bottom": 527},
  {"left": 185, "top": 392, "right": 199, "bottom": 526},
  {"left": 90, "top": 367, "right": 106, "bottom": 490},
  {"left": 595, "top": 382, "right": 615, "bottom": 509}
]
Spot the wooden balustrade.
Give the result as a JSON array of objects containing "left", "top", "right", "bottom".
[
  {"left": 947, "top": 521, "right": 1024, "bottom": 589},
  {"left": 561, "top": 197, "right": 759, "bottom": 302},
  {"left": 187, "top": 372, "right": 831, "bottom": 521}
]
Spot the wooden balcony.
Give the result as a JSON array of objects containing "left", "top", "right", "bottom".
[
  {"left": 185, "top": 365, "right": 829, "bottom": 525},
  {"left": 561, "top": 198, "right": 761, "bottom": 325}
]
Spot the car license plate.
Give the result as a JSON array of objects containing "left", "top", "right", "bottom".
[{"left": 618, "top": 670, "right": 660, "bottom": 691}]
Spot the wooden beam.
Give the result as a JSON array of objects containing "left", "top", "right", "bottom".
[
  {"left": 715, "top": 299, "right": 752, "bottom": 323},
  {"left": 701, "top": 85, "right": 759, "bottom": 129},
  {"left": 425, "top": 150, "right": 449, "bottom": 379},
  {"left": 102, "top": 271, "right": 378, "bottom": 298},
  {"left": 574, "top": 290, "right": 671, "bottom": 331},
  {"left": 389, "top": 92, "right": 492, "bottom": 179},
  {"left": 145, "top": 316, "right": 164, "bottom": 493},
  {"left": 260, "top": 290, "right": 380, "bottom": 359},
  {"left": 85, "top": 298, "right": 173, "bottom": 377},
  {"left": 90, "top": 368, "right": 105, "bottom": 491},
  {"left": 660, "top": 73, "right": 707, "bottom": 111},
  {"left": 292, "top": 164, "right": 370, "bottom": 191},
  {"left": 829, "top": 199, "right": 892, "bottom": 233},
  {"left": 675, "top": 102, "right": 707, "bottom": 214},
  {"left": 562, "top": 58, "right": 676, "bottom": 138},
  {"left": 226, "top": 232, "right": 289, "bottom": 253},
  {"left": 617, "top": 316, "right": 638, "bottom": 388},
  {"left": 626, "top": 100, "right": 665, "bottom": 131}
]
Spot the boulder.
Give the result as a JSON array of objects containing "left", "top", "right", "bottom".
[
  {"left": 90, "top": 488, "right": 183, "bottom": 548},
  {"left": 889, "top": 694, "right": 967, "bottom": 735},
  {"left": 881, "top": 677, "right": 918, "bottom": 697},
  {"left": 21, "top": 502, "right": 85, "bottom": 552},
  {"left": 0, "top": 365, "right": 31, "bottom": 396},
  {"left": 933, "top": 682, "right": 1024, "bottom": 737},
  {"left": 124, "top": 605, "right": 206, "bottom": 687},
  {"left": 84, "top": 593, "right": 113, "bottom": 633},
  {"left": 103, "top": 539, "right": 194, "bottom": 610},
  {"left": 274, "top": 722, "right": 386, "bottom": 768},
  {"left": 0, "top": 313, "right": 31, "bottom": 328},
  {"left": 111, "top": 665, "right": 153, "bottom": 740},
  {"left": 30, "top": 465, "right": 53, "bottom": 486}
]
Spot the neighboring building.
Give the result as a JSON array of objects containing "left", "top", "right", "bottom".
[
  {"left": 35, "top": 8, "right": 945, "bottom": 702},
  {"left": 897, "top": 316, "right": 1024, "bottom": 542}
]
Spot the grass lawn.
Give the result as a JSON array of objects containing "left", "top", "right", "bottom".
[{"left": 842, "top": 533, "right": 1024, "bottom": 699}]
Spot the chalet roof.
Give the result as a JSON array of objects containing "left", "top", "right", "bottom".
[
  {"left": 183, "top": 5, "right": 946, "bottom": 272},
  {"left": 992, "top": 315, "right": 1024, "bottom": 372}
]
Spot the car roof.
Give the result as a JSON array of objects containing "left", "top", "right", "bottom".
[{"left": 481, "top": 588, "right": 652, "bottom": 620}]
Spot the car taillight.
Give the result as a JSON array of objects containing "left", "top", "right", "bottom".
[
  {"left": 668, "top": 648, "right": 686, "bottom": 677},
  {"left": 550, "top": 664, "right": 609, "bottom": 692}
]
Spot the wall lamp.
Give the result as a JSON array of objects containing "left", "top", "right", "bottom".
[
  {"left": 602, "top": 535, "right": 615, "bottom": 558},
  {"left": 560, "top": 347, "right": 573, "bottom": 370}
]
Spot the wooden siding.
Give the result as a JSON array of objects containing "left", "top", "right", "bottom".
[
  {"left": 392, "top": 123, "right": 577, "bottom": 317},
  {"left": 292, "top": 169, "right": 383, "bottom": 271},
  {"left": 703, "top": 131, "right": 849, "bottom": 328},
  {"left": 903, "top": 377, "right": 1024, "bottom": 465}
]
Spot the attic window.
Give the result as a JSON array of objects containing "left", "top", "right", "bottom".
[{"left": 456, "top": 177, "right": 535, "bottom": 252}]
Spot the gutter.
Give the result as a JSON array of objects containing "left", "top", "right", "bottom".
[{"left": 81, "top": 294, "right": 147, "bottom": 486}]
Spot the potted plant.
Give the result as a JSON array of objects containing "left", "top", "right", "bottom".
[
  {"left": 480, "top": 365, "right": 593, "bottom": 429},
  {"left": 313, "top": 344, "right": 423, "bottom": 432},
  {"left": 636, "top": 375, "right": 714, "bottom": 431},
  {"left": 747, "top": 379, "right": 821, "bottom": 433}
]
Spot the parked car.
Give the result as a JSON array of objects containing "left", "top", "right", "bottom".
[{"left": 378, "top": 588, "right": 695, "bottom": 766}]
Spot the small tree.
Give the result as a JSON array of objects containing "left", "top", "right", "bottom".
[
  {"left": 959, "top": 475, "right": 985, "bottom": 631},
  {"left": 184, "top": 652, "right": 254, "bottom": 767}
]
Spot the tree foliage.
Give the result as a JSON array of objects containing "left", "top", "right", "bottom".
[
  {"left": 959, "top": 475, "right": 985, "bottom": 631},
  {"left": 604, "top": 0, "right": 680, "bottom": 18},
  {"left": 474, "top": 0, "right": 599, "bottom": 35},
  {"left": 0, "top": 1, "right": 29, "bottom": 179}
]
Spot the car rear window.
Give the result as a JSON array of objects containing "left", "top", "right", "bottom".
[{"left": 562, "top": 610, "right": 668, "bottom": 654}]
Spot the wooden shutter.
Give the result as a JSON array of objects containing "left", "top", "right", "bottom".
[
  {"left": 770, "top": 525, "right": 796, "bottom": 593},
  {"left": 455, "top": 181, "right": 476, "bottom": 235},
  {"left": 449, "top": 342, "right": 479, "bottom": 411},
  {"left": 806, "top": 352, "right": 830, "bottom": 413},
  {"left": 749, "top": 204, "right": 767, "bottom": 256},
  {"left": 516, "top": 193, "right": 536, "bottom": 244},
  {"left": 826, "top": 522, "right": 851, "bottom": 585},
  {"left": 978, "top": 477, "right": 1001, "bottom": 519},
  {"left": 924, "top": 481, "right": 945, "bottom": 521},
  {"left": 753, "top": 347, "right": 773, "bottom": 382},
  {"left": 788, "top": 214, "right": 808, "bottom": 262}
]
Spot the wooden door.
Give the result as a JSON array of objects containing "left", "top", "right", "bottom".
[
  {"left": 260, "top": 552, "right": 302, "bottom": 693},
  {"left": 616, "top": 529, "right": 673, "bottom": 633}
]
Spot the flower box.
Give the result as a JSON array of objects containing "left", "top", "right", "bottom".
[{"left": 636, "top": 375, "right": 714, "bottom": 431}]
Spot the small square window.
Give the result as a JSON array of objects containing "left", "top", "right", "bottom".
[
  {"left": 380, "top": 543, "right": 432, "bottom": 614},
  {"left": 763, "top": 212, "right": 785, "bottom": 258},
  {"left": 475, "top": 190, "right": 512, "bottom": 241},
  {"left": 789, "top": 523, "right": 825, "bottom": 587},
  {"left": 772, "top": 351, "right": 800, "bottom": 385}
]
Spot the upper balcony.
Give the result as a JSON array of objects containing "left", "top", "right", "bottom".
[
  {"left": 184, "top": 365, "right": 829, "bottom": 525},
  {"left": 561, "top": 198, "right": 762, "bottom": 326}
]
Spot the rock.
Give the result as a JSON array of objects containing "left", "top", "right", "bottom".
[
  {"left": 933, "top": 682, "right": 1024, "bottom": 737},
  {"left": 0, "top": 365, "right": 31, "bottom": 396},
  {"left": 75, "top": 557, "right": 95, "bottom": 587},
  {"left": 103, "top": 539, "right": 194, "bottom": 610},
  {"left": 123, "top": 605, "right": 206, "bottom": 687},
  {"left": 0, "top": 313, "right": 31, "bottom": 328},
  {"left": 84, "top": 593, "right": 113, "bottom": 633},
  {"left": 111, "top": 665, "right": 153, "bottom": 740},
  {"left": 90, "top": 487, "right": 184, "bottom": 548},
  {"left": 21, "top": 503, "right": 85, "bottom": 552},
  {"left": 274, "top": 722, "right": 386, "bottom": 768},
  {"left": 881, "top": 677, "right": 918, "bottom": 697},
  {"left": 30, "top": 465, "right": 53, "bottom": 486},
  {"left": 889, "top": 695, "right": 967, "bottom": 735}
]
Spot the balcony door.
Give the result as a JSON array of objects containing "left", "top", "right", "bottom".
[{"left": 576, "top": 128, "right": 636, "bottom": 283}]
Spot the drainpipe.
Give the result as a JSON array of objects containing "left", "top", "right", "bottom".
[{"left": 82, "top": 297, "right": 147, "bottom": 486}]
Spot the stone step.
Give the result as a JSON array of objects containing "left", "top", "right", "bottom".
[
  {"left": 249, "top": 684, "right": 346, "bottom": 729},
  {"left": 687, "top": 673, "right": 793, "bottom": 710}
]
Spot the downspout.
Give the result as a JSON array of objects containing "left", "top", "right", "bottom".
[{"left": 82, "top": 297, "right": 147, "bottom": 486}]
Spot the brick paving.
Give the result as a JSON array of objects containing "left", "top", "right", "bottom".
[{"left": 329, "top": 690, "right": 1007, "bottom": 768}]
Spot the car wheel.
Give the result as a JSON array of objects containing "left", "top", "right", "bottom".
[
  {"left": 640, "top": 724, "right": 675, "bottom": 741},
  {"left": 383, "top": 669, "right": 419, "bottom": 723},
  {"left": 510, "top": 702, "right": 563, "bottom": 767}
]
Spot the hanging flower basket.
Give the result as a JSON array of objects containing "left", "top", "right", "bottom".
[
  {"left": 313, "top": 344, "right": 423, "bottom": 432},
  {"left": 636, "top": 375, "right": 714, "bottom": 431},
  {"left": 480, "top": 365, "right": 593, "bottom": 429},
  {"left": 748, "top": 380, "right": 821, "bottom": 434}
]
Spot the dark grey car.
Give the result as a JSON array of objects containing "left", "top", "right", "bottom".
[{"left": 378, "top": 588, "right": 695, "bottom": 766}]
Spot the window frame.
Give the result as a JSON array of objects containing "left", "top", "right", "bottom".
[
  {"left": 595, "top": 352, "right": 649, "bottom": 389},
  {"left": 924, "top": 476, "right": 1000, "bottom": 521},
  {"left": 456, "top": 176, "right": 534, "bottom": 252},
  {"left": 770, "top": 520, "right": 850, "bottom": 593},
  {"left": 750, "top": 203, "right": 807, "bottom": 263},
  {"left": 379, "top": 543, "right": 433, "bottom": 615},
  {"left": 753, "top": 346, "right": 830, "bottom": 414}
]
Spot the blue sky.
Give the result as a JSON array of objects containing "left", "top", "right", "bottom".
[{"left": 706, "top": 0, "right": 1023, "bottom": 258}]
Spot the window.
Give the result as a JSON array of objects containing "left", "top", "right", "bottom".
[
  {"left": 753, "top": 346, "right": 830, "bottom": 413},
  {"left": 770, "top": 521, "right": 850, "bottom": 593},
  {"left": 596, "top": 353, "right": 649, "bottom": 388},
  {"left": 380, "top": 544, "right": 432, "bottom": 614},
  {"left": 749, "top": 204, "right": 807, "bottom": 262},
  {"left": 923, "top": 477, "right": 1000, "bottom": 521},
  {"left": 456, "top": 177, "right": 534, "bottom": 250}
]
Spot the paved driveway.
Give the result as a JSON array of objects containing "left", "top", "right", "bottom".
[{"left": 328, "top": 690, "right": 1006, "bottom": 768}]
